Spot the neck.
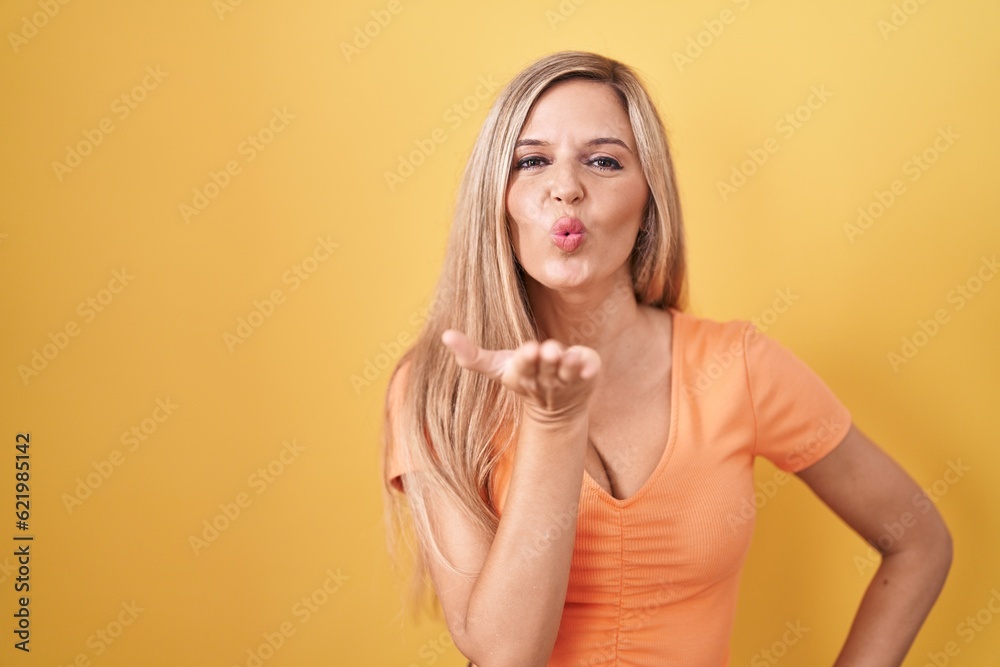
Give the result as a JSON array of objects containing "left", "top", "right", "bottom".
[{"left": 524, "top": 268, "right": 643, "bottom": 354}]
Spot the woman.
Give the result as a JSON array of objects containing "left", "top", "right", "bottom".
[{"left": 381, "top": 51, "right": 952, "bottom": 667}]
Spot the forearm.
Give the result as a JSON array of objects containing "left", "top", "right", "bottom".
[
  {"left": 460, "top": 413, "right": 588, "bottom": 667},
  {"left": 833, "top": 542, "right": 952, "bottom": 667}
]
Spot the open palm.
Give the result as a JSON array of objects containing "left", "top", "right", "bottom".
[{"left": 441, "top": 329, "right": 602, "bottom": 422}]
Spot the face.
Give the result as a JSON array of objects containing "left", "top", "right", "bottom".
[{"left": 505, "top": 79, "right": 649, "bottom": 294}]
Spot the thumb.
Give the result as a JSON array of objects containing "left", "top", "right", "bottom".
[
  {"left": 441, "top": 329, "right": 480, "bottom": 369},
  {"left": 442, "top": 329, "right": 504, "bottom": 377}
]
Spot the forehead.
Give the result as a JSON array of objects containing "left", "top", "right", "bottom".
[{"left": 517, "top": 79, "right": 634, "bottom": 146}]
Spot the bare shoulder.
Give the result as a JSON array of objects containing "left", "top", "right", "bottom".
[{"left": 386, "top": 357, "right": 414, "bottom": 416}]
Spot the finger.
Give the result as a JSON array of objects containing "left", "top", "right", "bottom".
[
  {"left": 510, "top": 340, "right": 539, "bottom": 387},
  {"left": 441, "top": 329, "right": 499, "bottom": 376},
  {"left": 537, "top": 339, "right": 563, "bottom": 390},
  {"left": 577, "top": 347, "right": 602, "bottom": 381},
  {"left": 441, "top": 329, "right": 474, "bottom": 366},
  {"left": 558, "top": 346, "right": 583, "bottom": 383}
]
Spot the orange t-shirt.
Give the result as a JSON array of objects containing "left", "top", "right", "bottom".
[{"left": 385, "top": 307, "right": 852, "bottom": 666}]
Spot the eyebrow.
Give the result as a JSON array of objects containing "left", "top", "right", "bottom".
[{"left": 514, "top": 137, "right": 633, "bottom": 153}]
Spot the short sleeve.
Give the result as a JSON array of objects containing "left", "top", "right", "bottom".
[
  {"left": 742, "top": 322, "right": 852, "bottom": 473},
  {"left": 384, "top": 363, "right": 409, "bottom": 492},
  {"left": 383, "top": 361, "right": 427, "bottom": 493}
]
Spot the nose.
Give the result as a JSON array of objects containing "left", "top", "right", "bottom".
[{"left": 548, "top": 161, "right": 583, "bottom": 205}]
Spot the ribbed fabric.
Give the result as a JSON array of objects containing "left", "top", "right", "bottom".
[{"left": 387, "top": 307, "right": 853, "bottom": 666}]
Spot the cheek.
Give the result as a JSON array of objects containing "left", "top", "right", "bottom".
[
  {"left": 506, "top": 179, "right": 541, "bottom": 223},
  {"left": 507, "top": 213, "right": 520, "bottom": 250},
  {"left": 609, "top": 177, "right": 650, "bottom": 221},
  {"left": 504, "top": 187, "right": 525, "bottom": 257},
  {"left": 505, "top": 182, "right": 544, "bottom": 247}
]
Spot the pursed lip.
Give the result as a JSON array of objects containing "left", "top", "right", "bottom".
[
  {"left": 550, "top": 216, "right": 587, "bottom": 235},
  {"left": 549, "top": 216, "right": 587, "bottom": 252}
]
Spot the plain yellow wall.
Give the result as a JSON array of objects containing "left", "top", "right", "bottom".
[{"left": 1, "top": 1, "right": 997, "bottom": 665}]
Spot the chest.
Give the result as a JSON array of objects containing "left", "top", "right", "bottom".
[
  {"left": 583, "top": 363, "right": 672, "bottom": 501},
  {"left": 567, "top": 420, "right": 759, "bottom": 602}
]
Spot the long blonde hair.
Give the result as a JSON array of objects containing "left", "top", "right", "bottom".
[{"left": 381, "top": 50, "right": 688, "bottom": 619}]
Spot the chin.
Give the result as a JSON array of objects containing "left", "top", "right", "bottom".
[{"left": 536, "top": 264, "right": 593, "bottom": 291}]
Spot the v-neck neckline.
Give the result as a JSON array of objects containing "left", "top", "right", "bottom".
[{"left": 581, "top": 306, "right": 681, "bottom": 508}]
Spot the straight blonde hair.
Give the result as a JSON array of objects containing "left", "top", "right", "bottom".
[{"left": 381, "top": 50, "right": 688, "bottom": 620}]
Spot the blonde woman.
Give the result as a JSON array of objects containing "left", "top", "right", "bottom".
[{"left": 381, "top": 51, "right": 951, "bottom": 667}]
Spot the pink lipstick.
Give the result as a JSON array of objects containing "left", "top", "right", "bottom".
[{"left": 550, "top": 217, "right": 587, "bottom": 252}]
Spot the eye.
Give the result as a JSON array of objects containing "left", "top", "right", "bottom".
[
  {"left": 591, "top": 156, "right": 623, "bottom": 171},
  {"left": 515, "top": 156, "right": 548, "bottom": 170}
]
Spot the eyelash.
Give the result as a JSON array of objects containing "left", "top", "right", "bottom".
[{"left": 514, "top": 156, "right": 623, "bottom": 172}]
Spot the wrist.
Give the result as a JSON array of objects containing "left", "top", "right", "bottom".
[{"left": 522, "top": 402, "right": 590, "bottom": 429}]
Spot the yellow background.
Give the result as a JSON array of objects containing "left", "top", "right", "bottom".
[{"left": 1, "top": 0, "right": 998, "bottom": 665}]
